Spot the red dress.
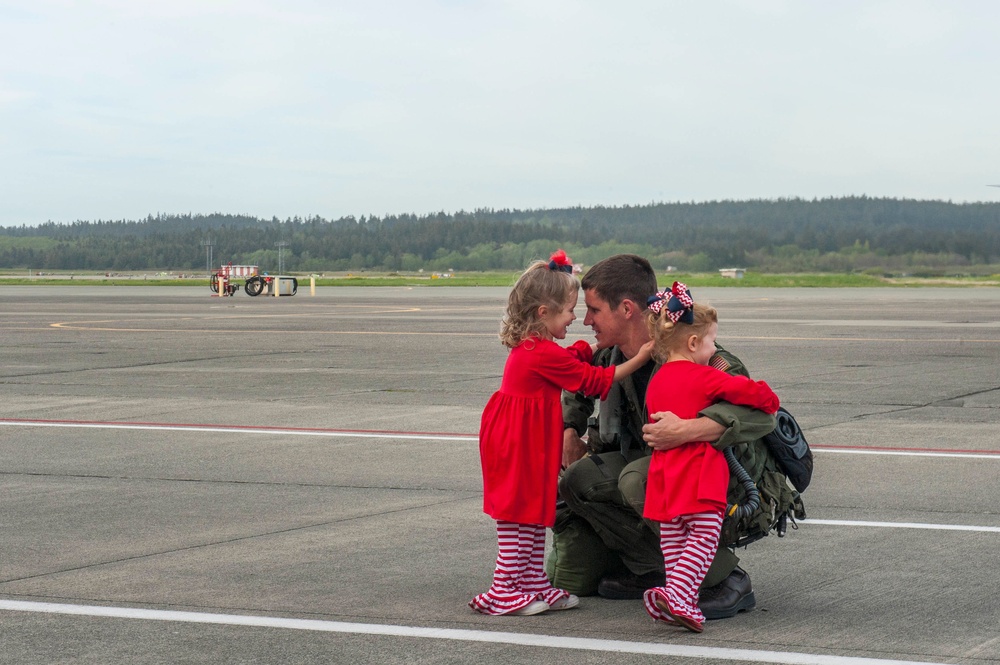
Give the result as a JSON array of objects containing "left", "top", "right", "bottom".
[
  {"left": 480, "top": 338, "right": 616, "bottom": 527},
  {"left": 644, "top": 360, "right": 779, "bottom": 522}
]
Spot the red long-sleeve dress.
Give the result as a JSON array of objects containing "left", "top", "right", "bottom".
[
  {"left": 644, "top": 360, "right": 779, "bottom": 522},
  {"left": 479, "top": 338, "right": 616, "bottom": 527}
]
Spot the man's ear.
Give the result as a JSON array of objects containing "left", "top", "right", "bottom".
[{"left": 620, "top": 299, "right": 637, "bottom": 319}]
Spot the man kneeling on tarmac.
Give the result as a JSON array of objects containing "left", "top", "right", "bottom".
[{"left": 548, "top": 254, "right": 801, "bottom": 619}]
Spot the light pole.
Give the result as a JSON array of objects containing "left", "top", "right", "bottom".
[
  {"left": 201, "top": 239, "right": 215, "bottom": 275},
  {"left": 275, "top": 241, "right": 289, "bottom": 274}
]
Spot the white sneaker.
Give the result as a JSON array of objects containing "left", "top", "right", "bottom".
[
  {"left": 548, "top": 594, "right": 580, "bottom": 611},
  {"left": 510, "top": 600, "right": 549, "bottom": 616}
]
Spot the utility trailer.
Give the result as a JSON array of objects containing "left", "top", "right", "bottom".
[{"left": 210, "top": 263, "right": 298, "bottom": 297}]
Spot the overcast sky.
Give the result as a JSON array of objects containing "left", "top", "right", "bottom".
[{"left": 1, "top": 0, "right": 998, "bottom": 226}]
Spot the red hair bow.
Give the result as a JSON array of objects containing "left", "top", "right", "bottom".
[{"left": 548, "top": 249, "right": 573, "bottom": 273}]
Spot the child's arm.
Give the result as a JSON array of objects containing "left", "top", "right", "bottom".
[
  {"left": 710, "top": 371, "right": 780, "bottom": 414},
  {"left": 548, "top": 340, "right": 651, "bottom": 401},
  {"left": 611, "top": 340, "right": 654, "bottom": 382}
]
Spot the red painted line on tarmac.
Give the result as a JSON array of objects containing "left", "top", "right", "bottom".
[
  {"left": 811, "top": 443, "right": 1000, "bottom": 456},
  {"left": 0, "top": 417, "right": 470, "bottom": 439}
]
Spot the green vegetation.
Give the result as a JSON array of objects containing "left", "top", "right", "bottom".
[
  {"left": 312, "top": 272, "right": 1000, "bottom": 288},
  {"left": 2, "top": 197, "right": 1000, "bottom": 279},
  {"left": 0, "top": 236, "right": 60, "bottom": 251},
  {"left": 0, "top": 275, "right": 203, "bottom": 287}
]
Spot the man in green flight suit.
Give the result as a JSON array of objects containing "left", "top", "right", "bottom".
[{"left": 552, "top": 254, "right": 777, "bottom": 618}]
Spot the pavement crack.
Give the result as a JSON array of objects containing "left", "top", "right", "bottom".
[
  {"left": 0, "top": 495, "right": 475, "bottom": 586},
  {"left": 934, "top": 384, "right": 1000, "bottom": 402},
  {"left": 0, "top": 351, "right": 298, "bottom": 379},
  {"left": 804, "top": 395, "right": 1000, "bottom": 433}
]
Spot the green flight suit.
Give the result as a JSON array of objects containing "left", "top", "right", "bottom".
[{"left": 548, "top": 344, "right": 781, "bottom": 596}]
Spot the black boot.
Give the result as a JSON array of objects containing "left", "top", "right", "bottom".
[
  {"left": 698, "top": 567, "right": 756, "bottom": 619},
  {"left": 597, "top": 570, "right": 665, "bottom": 600}
]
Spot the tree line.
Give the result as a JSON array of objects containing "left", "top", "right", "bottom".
[{"left": 2, "top": 196, "right": 999, "bottom": 274}]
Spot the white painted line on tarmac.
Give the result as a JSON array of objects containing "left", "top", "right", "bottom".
[
  {"left": 802, "top": 519, "right": 1000, "bottom": 533},
  {"left": 0, "top": 599, "right": 943, "bottom": 665},
  {"left": 3, "top": 419, "right": 1000, "bottom": 459}
]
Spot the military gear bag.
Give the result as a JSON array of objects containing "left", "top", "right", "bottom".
[
  {"left": 761, "top": 407, "right": 813, "bottom": 492},
  {"left": 720, "top": 433, "right": 807, "bottom": 549}
]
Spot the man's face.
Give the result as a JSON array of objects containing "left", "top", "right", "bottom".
[{"left": 583, "top": 288, "right": 628, "bottom": 349}]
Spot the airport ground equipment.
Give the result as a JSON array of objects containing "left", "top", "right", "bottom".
[{"left": 210, "top": 263, "right": 298, "bottom": 297}]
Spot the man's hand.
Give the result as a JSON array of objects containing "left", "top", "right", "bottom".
[
  {"left": 562, "top": 428, "right": 587, "bottom": 468},
  {"left": 643, "top": 411, "right": 726, "bottom": 451}
]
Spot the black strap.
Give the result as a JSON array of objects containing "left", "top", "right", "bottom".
[{"left": 589, "top": 454, "right": 613, "bottom": 479}]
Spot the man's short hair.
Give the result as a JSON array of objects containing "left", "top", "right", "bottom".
[{"left": 581, "top": 254, "right": 657, "bottom": 310}]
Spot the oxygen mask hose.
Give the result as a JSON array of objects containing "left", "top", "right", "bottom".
[{"left": 724, "top": 447, "right": 760, "bottom": 522}]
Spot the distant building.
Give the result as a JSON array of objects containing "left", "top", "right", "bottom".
[{"left": 718, "top": 268, "right": 745, "bottom": 279}]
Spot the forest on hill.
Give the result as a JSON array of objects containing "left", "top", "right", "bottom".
[{"left": 2, "top": 196, "right": 999, "bottom": 275}]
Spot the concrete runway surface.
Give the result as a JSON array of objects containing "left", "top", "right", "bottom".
[{"left": 1, "top": 285, "right": 999, "bottom": 664}]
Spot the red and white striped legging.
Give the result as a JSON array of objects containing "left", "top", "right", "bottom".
[
  {"left": 469, "top": 520, "right": 569, "bottom": 615},
  {"left": 643, "top": 510, "right": 724, "bottom": 624}
]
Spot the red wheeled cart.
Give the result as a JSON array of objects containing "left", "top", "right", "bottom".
[{"left": 210, "top": 263, "right": 297, "bottom": 297}]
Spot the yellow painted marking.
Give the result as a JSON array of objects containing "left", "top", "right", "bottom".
[
  {"left": 31, "top": 323, "right": 1000, "bottom": 343},
  {"left": 45, "top": 323, "right": 497, "bottom": 335}
]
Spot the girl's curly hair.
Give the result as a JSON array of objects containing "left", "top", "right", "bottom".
[
  {"left": 645, "top": 302, "right": 717, "bottom": 362},
  {"left": 500, "top": 261, "right": 578, "bottom": 348}
]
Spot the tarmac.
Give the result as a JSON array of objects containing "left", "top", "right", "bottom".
[{"left": 1, "top": 284, "right": 999, "bottom": 664}]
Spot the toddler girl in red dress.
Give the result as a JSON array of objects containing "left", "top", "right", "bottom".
[
  {"left": 470, "top": 250, "right": 653, "bottom": 616},
  {"left": 641, "top": 282, "right": 779, "bottom": 632}
]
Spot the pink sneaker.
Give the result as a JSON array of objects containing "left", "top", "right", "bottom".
[{"left": 653, "top": 595, "right": 703, "bottom": 633}]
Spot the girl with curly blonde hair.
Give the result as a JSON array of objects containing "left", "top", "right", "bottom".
[{"left": 471, "top": 250, "right": 653, "bottom": 616}]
